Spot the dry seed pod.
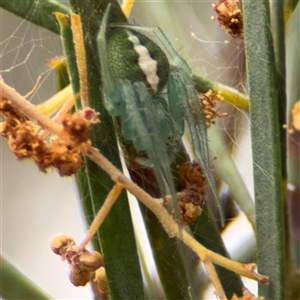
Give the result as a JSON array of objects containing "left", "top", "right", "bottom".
[{"left": 179, "top": 202, "right": 203, "bottom": 225}]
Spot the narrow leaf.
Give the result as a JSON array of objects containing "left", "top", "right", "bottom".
[
  {"left": 0, "top": 255, "right": 52, "bottom": 300},
  {"left": 243, "top": 1, "right": 286, "bottom": 299},
  {"left": 0, "top": 0, "right": 70, "bottom": 34},
  {"left": 208, "top": 125, "right": 256, "bottom": 229}
]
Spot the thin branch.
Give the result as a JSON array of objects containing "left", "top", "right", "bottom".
[
  {"left": 193, "top": 74, "right": 249, "bottom": 110},
  {"left": 1, "top": 79, "right": 63, "bottom": 136},
  {"left": 0, "top": 79, "right": 269, "bottom": 288},
  {"left": 84, "top": 145, "right": 269, "bottom": 284},
  {"left": 79, "top": 183, "right": 124, "bottom": 249},
  {"left": 204, "top": 260, "right": 227, "bottom": 300}
]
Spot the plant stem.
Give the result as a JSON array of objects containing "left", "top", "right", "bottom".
[
  {"left": 1, "top": 79, "right": 269, "bottom": 290},
  {"left": 79, "top": 183, "right": 124, "bottom": 249},
  {"left": 193, "top": 74, "right": 249, "bottom": 110}
]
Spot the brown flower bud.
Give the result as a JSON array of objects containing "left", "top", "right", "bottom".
[
  {"left": 79, "top": 251, "right": 103, "bottom": 271},
  {"left": 69, "top": 264, "right": 91, "bottom": 287},
  {"left": 93, "top": 267, "right": 108, "bottom": 294},
  {"left": 49, "top": 234, "right": 75, "bottom": 256}
]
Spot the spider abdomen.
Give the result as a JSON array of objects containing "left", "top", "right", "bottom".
[{"left": 107, "top": 29, "right": 170, "bottom": 94}]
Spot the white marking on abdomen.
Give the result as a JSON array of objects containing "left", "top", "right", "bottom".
[{"left": 127, "top": 32, "right": 159, "bottom": 93}]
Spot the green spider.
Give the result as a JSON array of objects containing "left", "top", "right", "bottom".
[{"left": 97, "top": 4, "right": 222, "bottom": 219}]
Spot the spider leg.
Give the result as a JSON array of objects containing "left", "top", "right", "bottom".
[
  {"left": 129, "top": 82, "right": 179, "bottom": 210},
  {"left": 169, "top": 68, "right": 224, "bottom": 225},
  {"left": 165, "top": 78, "right": 185, "bottom": 146},
  {"left": 118, "top": 79, "right": 152, "bottom": 150},
  {"left": 149, "top": 94, "right": 183, "bottom": 158}
]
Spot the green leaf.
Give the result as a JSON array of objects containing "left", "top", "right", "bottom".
[
  {"left": 208, "top": 125, "right": 256, "bottom": 229},
  {"left": 54, "top": 11, "right": 80, "bottom": 101},
  {"left": 0, "top": 0, "right": 71, "bottom": 34},
  {"left": 0, "top": 255, "right": 52, "bottom": 300},
  {"left": 139, "top": 203, "right": 201, "bottom": 300},
  {"left": 243, "top": 1, "right": 286, "bottom": 299}
]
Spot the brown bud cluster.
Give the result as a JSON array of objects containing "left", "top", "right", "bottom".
[
  {"left": 1, "top": 97, "right": 99, "bottom": 176},
  {"left": 49, "top": 234, "right": 103, "bottom": 287},
  {"left": 199, "top": 90, "right": 228, "bottom": 127},
  {"left": 212, "top": 0, "right": 243, "bottom": 38},
  {"left": 177, "top": 162, "right": 207, "bottom": 225},
  {"left": 62, "top": 108, "right": 99, "bottom": 146}
]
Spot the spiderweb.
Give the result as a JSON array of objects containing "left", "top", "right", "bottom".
[{"left": 1, "top": 2, "right": 263, "bottom": 299}]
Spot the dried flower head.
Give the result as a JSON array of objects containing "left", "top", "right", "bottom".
[
  {"left": 199, "top": 90, "right": 228, "bottom": 127},
  {"left": 179, "top": 161, "right": 207, "bottom": 190},
  {"left": 62, "top": 107, "right": 100, "bottom": 146},
  {"left": 0, "top": 96, "right": 100, "bottom": 176},
  {"left": 179, "top": 201, "right": 203, "bottom": 225},
  {"left": 176, "top": 161, "right": 207, "bottom": 224},
  {"left": 212, "top": 0, "right": 243, "bottom": 38}
]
